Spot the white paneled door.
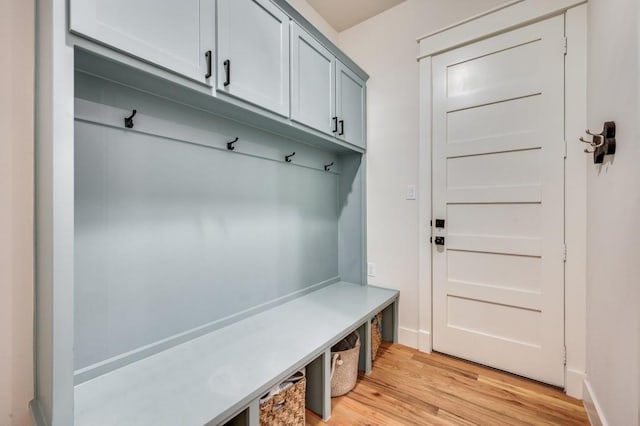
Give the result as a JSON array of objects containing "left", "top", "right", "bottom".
[{"left": 432, "top": 15, "right": 566, "bottom": 386}]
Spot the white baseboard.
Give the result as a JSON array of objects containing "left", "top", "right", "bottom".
[
  {"left": 565, "top": 368, "right": 585, "bottom": 399},
  {"left": 418, "top": 329, "right": 432, "bottom": 353},
  {"left": 397, "top": 327, "right": 432, "bottom": 353},
  {"left": 583, "top": 379, "right": 608, "bottom": 426},
  {"left": 398, "top": 326, "right": 418, "bottom": 348}
]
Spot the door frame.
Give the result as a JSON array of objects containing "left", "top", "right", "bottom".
[{"left": 417, "top": 1, "right": 587, "bottom": 398}]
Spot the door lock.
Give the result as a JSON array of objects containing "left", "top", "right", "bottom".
[{"left": 434, "top": 236, "right": 445, "bottom": 246}]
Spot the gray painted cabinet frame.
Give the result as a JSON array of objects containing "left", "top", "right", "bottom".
[{"left": 32, "top": 0, "right": 394, "bottom": 425}]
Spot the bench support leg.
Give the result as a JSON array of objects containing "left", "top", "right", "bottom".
[
  {"left": 306, "top": 349, "right": 331, "bottom": 421},
  {"left": 247, "top": 400, "right": 259, "bottom": 426},
  {"left": 358, "top": 321, "right": 373, "bottom": 375},
  {"left": 382, "top": 297, "right": 399, "bottom": 343}
]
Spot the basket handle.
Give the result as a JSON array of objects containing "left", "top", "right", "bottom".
[{"left": 330, "top": 353, "right": 341, "bottom": 381}]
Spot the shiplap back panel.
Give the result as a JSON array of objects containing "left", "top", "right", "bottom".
[{"left": 74, "top": 77, "right": 341, "bottom": 370}]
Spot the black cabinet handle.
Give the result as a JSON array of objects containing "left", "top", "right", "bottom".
[
  {"left": 332, "top": 117, "right": 338, "bottom": 133},
  {"left": 224, "top": 59, "right": 231, "bottom": 86},
  {"left": 339, "top": 120, "right": 344, "bottom": 136},
  {"left": 205, "top": 50, "right": 212, "bottom": 79}
]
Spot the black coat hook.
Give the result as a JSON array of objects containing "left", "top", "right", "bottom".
[
  {"left": 285, "top": 152, "right": 296, "bottom": 163},
  {"left": 580, "top": 121, "right": 616, "bottom": 164},
  {"left": 324, "top": 162, "right": 334, "bottom": 171},
  {"left": 227, "top": 137, "right": 238, "bottom": 151},
  {"left": 124, "top": 109, "right": 137, "bottom": 129}
]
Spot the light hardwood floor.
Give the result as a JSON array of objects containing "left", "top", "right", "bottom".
[{"left": 307, "top": 343, "right": 588, "bottom": 425}]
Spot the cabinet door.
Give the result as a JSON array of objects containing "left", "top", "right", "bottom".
[
  {"left": 217, "top": 0, "right": 290, "bottom": 116},
  {"left": 290, "top": 23, "right": 335, "bottom": 135},
  {"left": 70, "top": 0, "right": 214, "bottom": 85},
  {"left": 336, "top": 61, "right": 366, "bottom": 149}
]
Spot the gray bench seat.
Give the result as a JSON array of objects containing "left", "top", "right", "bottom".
[{"left": 74, "top": 281, "right": 399, "bottom": 425}]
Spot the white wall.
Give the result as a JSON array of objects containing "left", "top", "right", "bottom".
[
  {"left": 0, "top": 0, "right": 35, "bottom": 425},
  {"left": 584, "top": 0, "right": 640, "bottom": 424},
  {"left": 337, "top": 0, "right": 506, "bottom": 348},
  {"left": 285, "top": 0, "right": 338, "bottom": 44}
]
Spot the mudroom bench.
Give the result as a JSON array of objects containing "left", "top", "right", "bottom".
[
  {"left": 74, "top": 282, "right": 399, "bottom": 426},
  {"left": 33, "top": 0, "right": 392, "bottom": 424}
]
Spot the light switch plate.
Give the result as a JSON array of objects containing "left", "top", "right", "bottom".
[{"left": 406, "top": 184, "right": 417, "bottom": 200}]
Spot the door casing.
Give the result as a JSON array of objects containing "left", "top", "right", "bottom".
[{"left": 417, "top": 2, "right": 588, "bottom": 398}]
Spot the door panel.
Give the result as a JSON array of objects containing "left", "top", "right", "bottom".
[
  {"left": 70, "top": 0, "right": 214, "bottom": 84},
  {"left": 336, "top": 61, "right": 365, "bottom": 149},
  {"left": 432, "top": 15, "right": 565, "bottom": 386},
  {"left": 290, "top": 23, "right": 335, "bottom": 135},
  {"left": 216, "top": 0, "right": 290, "bottom": 116}
]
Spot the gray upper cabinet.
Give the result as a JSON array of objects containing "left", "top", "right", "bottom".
[
  {"left": 291, "top": 25, "right": 366, "bottom": 149},
  {"left": 70, "top": 0, "right": 215, "bottom": 85},
  {"left": 216, "top": 0, "right": 290, "bottom": 117},
  {"left": 336, "top": 61, "right": 366, "bottom": 149},
  {"left": 290, "top": 23, "right": 335, "bottom": 135}
]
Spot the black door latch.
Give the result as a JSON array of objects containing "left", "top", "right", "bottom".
[{"left": 434, "top": 236, "right": 445, "bottom": 246}]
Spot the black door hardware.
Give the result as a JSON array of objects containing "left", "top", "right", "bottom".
[
  {"left": 434, "top": 236, "right": 445, "bottom": 246},
  {"left": 205, "top": 50, "right": 212, "bottom": 79},
  {"left": 339, "top": 120, "right": 344, "bottom": 136},
  {"left": 224, "top": 59, "right": 231, "bottom": 87},
  {"left": 332, "top": 117, "right": 338, "bottom": 133},
  {"left": 227, "top": 137, "right": 238, "bottom": 151},
  {"left": 285, "top": 152, "right": 296, "bottom": 163},
  {"left": 124, "top": 109, "right": 137, "bottom": 128},
  {"left": 324, "top": 162, "right": 334, "bottom": 171},
  {"left": 435, "top": 219, "right": 445, "bottom": 228}
]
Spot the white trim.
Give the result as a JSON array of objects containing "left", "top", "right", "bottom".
[
  {"left": 417, "top": 0, "right": 586, "bottom": 59},
  {"left": 398, "top": 327, "right": 419, "bottom": 349},
  {"left": 565, "top": 369, "right": 586, "bottom": 400},
  {"left": 563, "top": 3, "right": 588, "bottom": 401},
  {"left": 416, "top": 0, "right": 523, "bottom": 42},
  {"left": 398, "top": 328, "right": 432, "bottom": 352},
  {"left": 417, "top": 57, "right": 433, "bottom": 358},
  {"left": 583, "top": 380, "right": 609, "bottom": 426},
  {"left": 417, "top": 330, "right": 432, "bottom": 353}
]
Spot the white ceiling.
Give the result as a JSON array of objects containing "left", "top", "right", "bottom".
[{"left": 307, "top": 0, "right": 407, "bottom": 32}]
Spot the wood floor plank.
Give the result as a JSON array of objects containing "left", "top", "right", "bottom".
[{"left": 306, "top": 343, "right": 588, "bottom": 426}]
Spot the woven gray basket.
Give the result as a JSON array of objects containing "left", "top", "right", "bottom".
[{"left": 330, "top": 331, "right": 360, "bottom": 397}]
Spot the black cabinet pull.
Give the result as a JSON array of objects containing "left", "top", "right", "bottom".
[
  {"left": 204, "top": 50, "right": 212, "bottom": 79},
  {"left": 224, "top": 59, "right": 231, "bottom": 86},
  {"left": 332, "top": 117, "right": 338, "bottom": 133},
  {"left": 339, "top": 120, "right": 344, "bottom": 136}
]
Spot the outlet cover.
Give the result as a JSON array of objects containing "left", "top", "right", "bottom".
[{"left": 367, "top": 262, "right": 376, "bottom": 277}]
